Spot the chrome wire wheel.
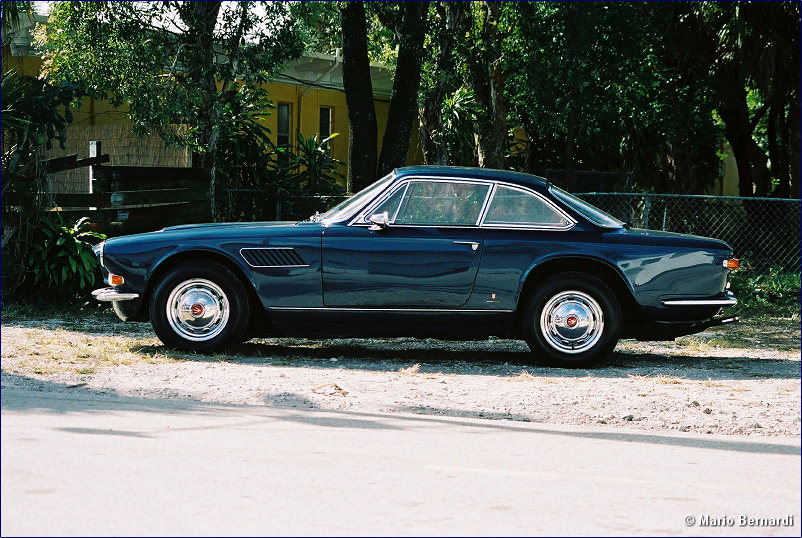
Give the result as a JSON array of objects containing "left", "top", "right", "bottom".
[
  {"left": 539, "top": 290, "right": 604, "bottom": 354},
  {"left": 165, "top": 278, "right": 230, "bottom": 342}
]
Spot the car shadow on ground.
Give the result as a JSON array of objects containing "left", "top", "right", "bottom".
[{"left": 129, "top": 337, "right": 802, "bottom": 380}]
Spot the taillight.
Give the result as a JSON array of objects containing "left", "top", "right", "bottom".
[{"left": 723, "top": 258, "right": 740, "bottom": 270}]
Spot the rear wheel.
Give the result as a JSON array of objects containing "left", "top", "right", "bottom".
[
  {"left": 150, "top": 261, "right": 250, "bottom": 352},
  {"left": 522, "top": 272, "right": 621, "bottom": 368}
]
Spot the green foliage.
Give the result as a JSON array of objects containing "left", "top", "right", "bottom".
[
  {"left": 276, "top": 131, "right": 345, "bottom": 220},
  {"left": 288, "top": 131, "right": 344, "bottom": 196},
  {"left": 26, "top": 216, "right": 106, "bottom": 294},
  {"left": 501, "top": 2, "right": 721, "bottom": 191},
  {"left": 41, "top": 1, "right": 304, "bottom": 165},
  {"left": 1, "top": 68, "right": 82, "bottom": 303},
  {"left": 2, "top": 69, "right": 80, "bottom": 190},
  {"left": 439, "top": 87, "right": 479, "bottom": 166},
  {"left": 730, "top": 267, "right": 801, "bottom": 318}
]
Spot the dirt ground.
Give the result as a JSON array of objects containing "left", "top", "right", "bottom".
[{"left": 2, "top": 311, "right": 800, "bottom": 437}]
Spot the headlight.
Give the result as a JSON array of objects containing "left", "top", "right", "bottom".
[{"left": 93, "top": 241, "right": 105, "bottom": 267}]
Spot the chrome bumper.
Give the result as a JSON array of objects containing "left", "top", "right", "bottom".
[
  {"left": 660, "top": 291, "right": 738, "bottom": 307},
  {"left": 92, "top": 288, "right": 140, "bottom": 302}
]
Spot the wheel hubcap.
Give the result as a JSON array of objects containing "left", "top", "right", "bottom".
[
  {"left": 540, "top": 290, "right": 604, "bottom": 354},
  {"left": 166, "top": 278, "right": 229, "bottom": 342}
]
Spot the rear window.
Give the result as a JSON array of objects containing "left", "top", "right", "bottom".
[{"left": 549, "top": 186, "right": 624, "bottom": 228}]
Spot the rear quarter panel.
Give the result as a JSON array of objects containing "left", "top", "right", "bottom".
[{"left": 472, "top": 227, "right": 731, "bottom": 320}]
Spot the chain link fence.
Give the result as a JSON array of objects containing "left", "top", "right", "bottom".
[
  {"left": 219, "top": 187, "right": 800, "bottom": 272},
  {"left": 576, "top": 193, "right": 801, "bottom": 271}
]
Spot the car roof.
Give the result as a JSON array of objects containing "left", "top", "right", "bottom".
[{"left": 394, "top": 165, "right": 548, "bottom": 190}]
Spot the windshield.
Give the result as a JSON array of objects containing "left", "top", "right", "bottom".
[
  {"left": 315, "top": 172, "right": 396, "bottom": 222},
  {"left": 549, "top": 185, "right": 625, "bottom": 229}
]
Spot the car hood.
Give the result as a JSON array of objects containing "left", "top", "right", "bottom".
[{"left": 161, "top": 221, "right": 299, "bottom": 232}]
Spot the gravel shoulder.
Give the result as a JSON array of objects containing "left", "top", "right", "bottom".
[{"left": 2, "top": 312, "right": 800, "bottom": 437}]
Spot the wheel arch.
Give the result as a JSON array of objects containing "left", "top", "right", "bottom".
[
  {"left": 141, "top": 249, "right": 264, "bottom": 325},
  {"left": 514, "top": 256, "right": 637, "bottom": 335}
]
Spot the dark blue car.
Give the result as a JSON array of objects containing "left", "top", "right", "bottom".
[{"left": 92, "top": 166, "right": 739, "bottom": 367}]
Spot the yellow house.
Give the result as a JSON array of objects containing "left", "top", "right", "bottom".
[{"left": 2, "top": 13, "right": 420, "bottom": 194}]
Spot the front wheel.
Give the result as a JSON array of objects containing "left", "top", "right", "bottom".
[
  {"left": 522, "top": 272, "right": 621, "bottom": 368},
  {"left": 149, "top": 261, "right": 250, "bottom": 352}
]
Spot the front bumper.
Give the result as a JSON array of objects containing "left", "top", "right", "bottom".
[{"left": 91, "top": 288, "right": 140, "bottom": 302}]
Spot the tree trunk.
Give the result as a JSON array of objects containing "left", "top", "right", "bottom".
[
  {"left": 773, "top": 99, "right": 791, "bottom": 198},
  {"left": 419, "top": 2, "right": 467, "bottom": 165},
  {"left": 717, "top": 83, "right": 755, "bottom": 197},
  {"left": 472, "top": 1, "right": 506, "bottom": 169},
  {"left": 377, "top": 1, "right": 429, "bottom": 177},
  {"left": 789, "top": 96, "right": 801, "bottom": 198},
  {"left": 341, "top": 1, "right": 378, "bottom": 192},
  {"left": 565, "top": 109, "right": 576, "bottom": 193},
  {"left": 183, "top": 1, "right": 222, "bottom": 219}
]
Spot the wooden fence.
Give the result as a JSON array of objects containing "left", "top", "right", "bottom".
[{"left": 47, "top": 141, "right": 211, "bottom": 236}]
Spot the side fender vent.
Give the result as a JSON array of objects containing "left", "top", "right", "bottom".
[{"left": 240, "top": 248, "right": 307, "bottom": 267}]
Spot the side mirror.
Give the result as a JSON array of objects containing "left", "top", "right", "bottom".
[{"left": 368, "top": 211, "right": 390, "bottom": 231}]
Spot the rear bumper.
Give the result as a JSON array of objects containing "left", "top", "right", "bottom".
[
  {"left": 660, "top": 291, "right": 737, "bottom": 307},
  {"left": 92, "top": 288, "right": 140, "bottom": 302}
]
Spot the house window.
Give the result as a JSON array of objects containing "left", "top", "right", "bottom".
[
  {"left": 277, "top": 103, "right": 291, "bottom": 166},
  {"left": 277, "top": 103, "right": 291, "bottom": 148},
  {"left": 319, "top": 107, "right": 332, "bottom": 146}
]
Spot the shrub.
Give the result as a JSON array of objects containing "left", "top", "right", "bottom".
[
  {"left": 25, "top": 216, "right": 106, "bottom": 297},
  {"left": 729, "top": 266, "right": 801, "bottom": 318}
]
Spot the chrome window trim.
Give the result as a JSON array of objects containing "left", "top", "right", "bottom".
[
  {"left": 350, "top": 176, "right": 494, "bottom": 227},
  {"left": 480, "top": 184, "right": 577, "bottom": 231},
  {"left": 348, "top": 175, "right": 577, "bottom": 232},
  {"left": 356, "top": 182, "right": 410, "bottom": 225},
  {"left": 239, "top": 247, "right": 310, "bottom": 268}
]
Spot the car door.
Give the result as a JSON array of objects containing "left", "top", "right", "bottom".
[{"left": 321, "top": 179, "right": 491, "bottom": 308}]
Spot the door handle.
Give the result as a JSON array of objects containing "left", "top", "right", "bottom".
[{"left": 452, "top": 241, "right": 480, "bottom": 251}]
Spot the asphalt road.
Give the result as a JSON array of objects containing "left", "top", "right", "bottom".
[{"left": 2, "top": 388, "right": 799, "bottom": 536}]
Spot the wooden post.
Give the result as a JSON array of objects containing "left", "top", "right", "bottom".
[{"left": 89, "top": 140, "right": 102, "bottom": 194}]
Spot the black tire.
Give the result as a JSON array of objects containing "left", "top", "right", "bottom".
[
  {"left": 149, "top": 261, "right": 250, "bottom": 352},
  {"left": 522, "top": 272, "right": 622, "bottom": 368}
]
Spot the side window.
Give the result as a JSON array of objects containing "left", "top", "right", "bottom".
[
  {"left": 484, "top": 185, "right": 572, "bottom": 227},
  {"left": 367, "top": 185, "right": 407, "bottom": 221},
  {"left": 394, "top": 181, "right": 490, "bottom": 226}
]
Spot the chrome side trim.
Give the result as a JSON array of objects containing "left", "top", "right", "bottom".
[
  {"left": 661, "top": 292, "right": 738, "bottom": 307},
  {"left": 268, "top": 306, "right": 514, "bottom": 313},
  {"left": 92, "top": 288, "right": 140, "bottom": 302}
]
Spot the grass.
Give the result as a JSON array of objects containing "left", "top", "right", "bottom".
[
  {"left": 1, "top": 325, "right": 180, "bottom": 376},
  {"left": 398, "top": 363, "right": 421, "bottom": 376},
  {"left": 628, "top": 374, "right": 685, "bottom": 384}
]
